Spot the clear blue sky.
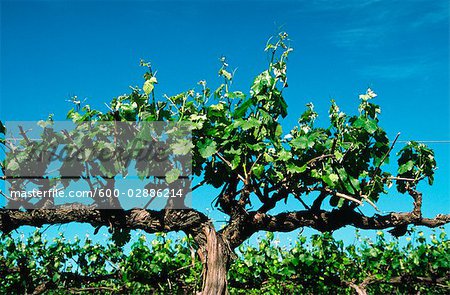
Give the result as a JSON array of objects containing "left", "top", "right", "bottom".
[{"left": 1, "top": 0, "right": 449, "bottom": 244}]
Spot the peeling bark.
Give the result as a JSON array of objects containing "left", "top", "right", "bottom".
[{"left": 198, "top": 226, "right": 231, "bottom": 295}]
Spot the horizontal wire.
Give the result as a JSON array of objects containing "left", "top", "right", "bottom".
[{"left": 397, "top": 140, "right": 450, "bottom": 143}]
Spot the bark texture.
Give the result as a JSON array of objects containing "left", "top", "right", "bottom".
[{"left": 198, "top": 226, "right": 231, "bottom": 295}]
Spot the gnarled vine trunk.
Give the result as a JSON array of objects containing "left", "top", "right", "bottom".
[{"left": 198, "top": 226, "right": 231, "bottom": 295}]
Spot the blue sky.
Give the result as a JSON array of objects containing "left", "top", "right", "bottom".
[{"left": 1, "top": 0, "right": 449, "bottom": 244}]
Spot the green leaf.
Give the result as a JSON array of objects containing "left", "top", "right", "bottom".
[
  {"left": 6, "top": 159, "right": 19, "bottom": 171},
  {"left": 166, "top": 168, "right": 181, "bottom": 184},
  {"left": 277, "top": 96, "right": 288, "bottom": 118},
  {"left": 231, "top": 155, "right": 240, "bottom": 170},
  {"left": 210, "top": 103, "right": 225, "bottom": 111},
  {"left": 225, "top": 147, "right": 241, "bottom": 155},
  {"left": 398, "top": 160, "right": 414, "bottom": 174},
  {"left": 278, "top": 149, "right": 291, "bottom": 161},
  {"left": 235, "top": 117, "right": 261, "bottom": 131},
  {"left": 275, "top": 124, "right": 283, "bottom": 137},
  {"left": 198, "top": 139, "right": 217, "bottom": 158},
  {"left": 286, "top": 163, "right": 307, "bottom": 174},
  {"left": 246, "top": 143, "right": 264, "bottom": 151},
  {"left": 369, "top": 248, "right": 378, "bottom": 257},
  {"left": 172, "top": 139, "right": 194, "bottom": 155},
  {"left": 349, "top": 176, "right": 361, "bottom": 191},
  {"left": 234, "top": 98, "right": 254, "bottom": 118},
  {"left": 37, "top": 120, "right": 52, "bottom": 128},
  {"left": 229, "top": 91, "right": 245, "bottom": 100},
  {"left": 322, "top": 173, "right": 339, "bottom": 186},
  {"left": 52, "top": 273, "right": 61, "bottom": 282},
  {"left": 365, "top": 120, "right": 378, "bottom": 134},
  {"left": 353, "top": 118, "right": 377, "bottom": 134},
  {"left": 252, "top": 164, "right": 265, "bottom": 178},
  {"left": 290, "top": 136, "right": 309, "bottom": 150},
  {"left": 143, "top": 80, "right": 155, "bottom": 95},
  {"left": 263, "top": 152, "right": 274, "bottom": 162},
  {"left": 219, "top": 69, "right": 232, "bottom": 80},
  {"left": 251, "top": 70, "right": 273, "bottom": 96},
  {"left": 311, "top": 169, "right": 321, "bottom": 179}
]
